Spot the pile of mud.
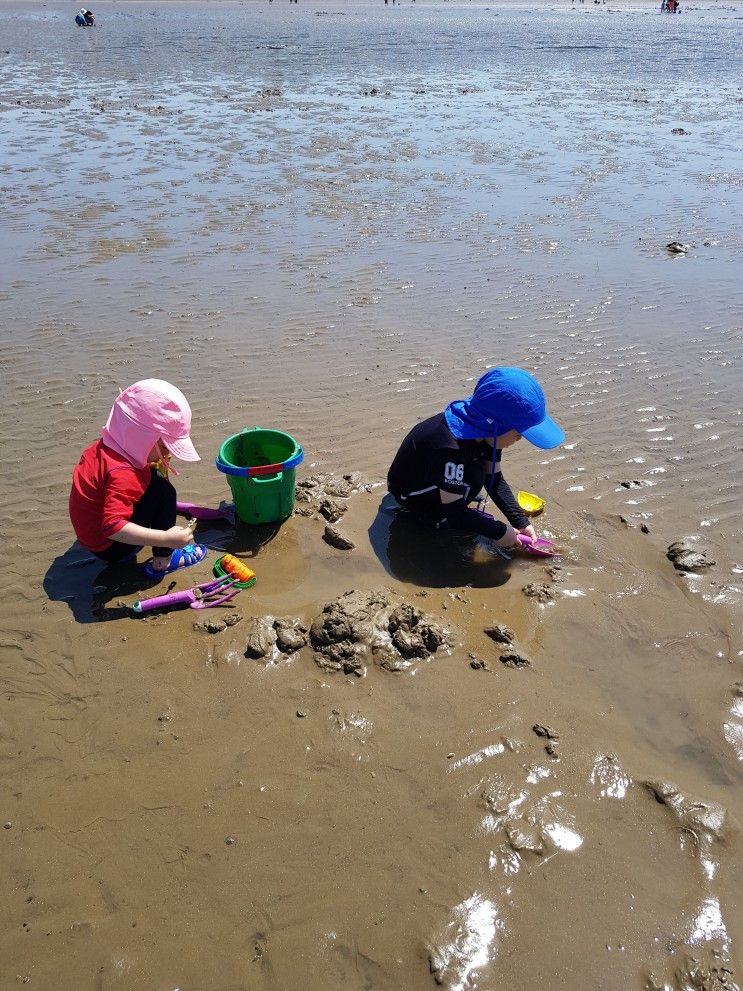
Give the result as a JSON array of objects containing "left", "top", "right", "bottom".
[{"left": 241, "top": 589, "right": 449, "bottom": 677}]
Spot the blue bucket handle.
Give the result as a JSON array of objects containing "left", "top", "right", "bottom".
[{"left": 216, "top": 446, "right": 304, "bottom": 478}]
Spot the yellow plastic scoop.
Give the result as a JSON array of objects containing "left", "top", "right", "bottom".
[{"left": 517, "top": 490, "right": 545, "bottom": 516}]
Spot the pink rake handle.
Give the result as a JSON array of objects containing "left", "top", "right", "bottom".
[
  {"left": 176, "top": 501, "right": 234, "bottom": 523},
  {"left": 132, "top": 588, "right": 199, "bottom": 613},
  {"left": 132, "top": 576, "right": 240, "bottom": 614}
]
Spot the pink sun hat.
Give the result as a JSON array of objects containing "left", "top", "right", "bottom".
[{"left": 101, "top": 379, "right": 201, "bottom": 469}]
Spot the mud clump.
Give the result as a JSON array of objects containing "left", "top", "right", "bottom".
[
  {"left": 193, "top": 613, "right": 242, "bottom": 635},
  {"left": 522, "top": 581, "right": 555, "bottom": 603},
  {"left": 245, "top": 618, "right": 277, "bottom": 659},
  {"left": 546, "top": 562, "right": 564, "bottom": 581},
  {"left": 533, "top": 724, "right": 559, "bottom": 741},
  {"left": 642, "top": 779, "right": 727, "bottom": 843},
  {"left": 484, "top": 624, "right": 531, "bottom": 667},
  {"left": 499, "top": 652, "right": 531, "bottom": 669},
  {"left": 428, "top": 894, "right": 497, "bottom": 989},
  {"left": 505, "top": 822, "right": 544, "bottom": 854},
  {"left": 484, "top": 623, "right": 514, "bottom": 645},
  {"left": 470, "top": 658, "right": 490, "bottom": 670},
  {"left": 674, "top": 956, "right": 739, "bottom": 991},
  {"left": 245, "top": 618, "right": 308, "bottom": 660},
  {"left": 310, "top": 589, "right": 447, "bottom": 677},
  {"left": 319, "top": 497, "right": 347, "bottom": 524},
  {"left": 646, "top": 954, "right": 740, "bottom": 991},
  {"left": 295, "top": 473, "right": 366, "bottom": 545},
  {"left": 667, "top": 539, "right": 715, "bottom": 572},
  {"left": 296, "top": 471, "right": 365, "bottom": 508},
  {"left": 274, "top": 619, "right": 308, "bottom": 654},
  {"left": 323, "top": 524, "right": 355, "bottom": 550}
]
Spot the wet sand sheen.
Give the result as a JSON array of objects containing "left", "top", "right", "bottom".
[{"left": 1, "top": 2, "right": 743, "bottom": 989}]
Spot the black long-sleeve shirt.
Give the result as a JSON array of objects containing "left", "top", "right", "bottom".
[{"left": 387, "top": 412, "right": 529, "bottom": 529}]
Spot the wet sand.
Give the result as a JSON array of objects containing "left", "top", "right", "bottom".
[{"left": 1, "top": 2, "right": 743, "bottom": 988}]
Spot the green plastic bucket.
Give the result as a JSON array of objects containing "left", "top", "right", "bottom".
[{"left": 216, "top": 427, "right": 304, "bottom": 525}]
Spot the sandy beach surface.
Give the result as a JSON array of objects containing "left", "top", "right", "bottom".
[{"left": 1, "top": 1, "right": 743, "bottom": 989}]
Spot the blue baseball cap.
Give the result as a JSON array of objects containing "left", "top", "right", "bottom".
[{"left": 444, "top": 367, "right": 565, "bottom": 449}]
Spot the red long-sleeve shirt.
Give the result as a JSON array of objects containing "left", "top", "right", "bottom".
[{"left": 69, "top": 440, "right": 150, "bottom": 552}]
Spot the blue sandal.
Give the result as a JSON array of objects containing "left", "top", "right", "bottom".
[{"left": 144, "top": 543, "right": 207, "bottom": 580}]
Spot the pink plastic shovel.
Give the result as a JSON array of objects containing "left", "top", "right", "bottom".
[{"left": 516, "top": 534, "right": 557, "bottom": 557}]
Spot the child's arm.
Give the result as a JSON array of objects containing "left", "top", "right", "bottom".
[
  {"left": 111, "top": 522, "right": 196, "bottom": 549},
  {"left": 484, "top": 452, "right": 532, "bottom": 533},
  {"left": 103, "top": 468, "right": 195, "bottom": 550}
]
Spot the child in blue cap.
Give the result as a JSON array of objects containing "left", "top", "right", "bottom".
[{"left": 387, "top": 367, "right": 564, "bottom": 549}]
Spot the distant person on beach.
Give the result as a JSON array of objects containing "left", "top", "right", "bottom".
[
  {"left": 75, "top": 8, "right": 95, "bottom": 26},
  {"left": 68, "top": 379, "right": 206, "bottom": 577},
  {"left": 387, "top": 367, "right": 564, "bottom": 551}
]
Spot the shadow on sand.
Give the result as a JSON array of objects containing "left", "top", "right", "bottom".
[
  {"left": 368, "top": 495, "right": 512, "bottom": 590},
  {"left": 44, "top": 520, "right": 283, "bottom": 623}
]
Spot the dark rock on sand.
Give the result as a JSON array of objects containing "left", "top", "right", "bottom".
[
  {"left": 484, "top": 623, "right": 514, "bottom": 645},
  {"left": 323, "top": 525, "right": 355, "bottom": 550},
  {"left": 667, "top": 539, "right": 715, "bottom": 572}
]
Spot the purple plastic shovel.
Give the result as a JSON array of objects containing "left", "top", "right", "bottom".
[
  {"left": 516, "top": 534, "right": 557, "bottom": 557},
  {"left": 131, "top": 575, "right": 241, "bottom": 614}
]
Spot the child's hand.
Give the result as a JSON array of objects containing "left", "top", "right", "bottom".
[
  {"left": 519, "top": 524, "right": 538, "bottom": 543},
  {"left": 495, "top": 522, "right": 520, "bottom": 548},
  {"left": 163, "top": 525, "right": 199, "bottom": 549}
]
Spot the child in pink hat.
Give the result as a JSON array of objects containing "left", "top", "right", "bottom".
[{"left": 69, "top": 379, "right": 206, "bottom": 577}]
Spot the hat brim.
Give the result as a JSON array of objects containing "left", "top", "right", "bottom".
[
  {"left": 162, "top": 435, "right": 200, "bottom": 462},
  {"left": 521, "top": 415, "right": 565, "bottom": 450}
]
